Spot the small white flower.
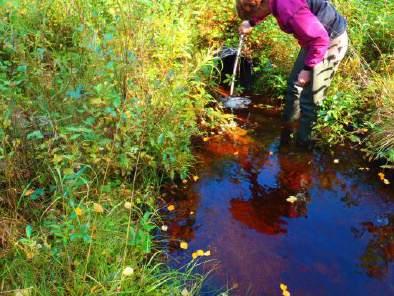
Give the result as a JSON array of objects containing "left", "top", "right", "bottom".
[
  {"left": 122, "top": 266, "right": 134, "bottom": 277},
  {"left": 124, "top": 201, "right": 132, "bottom": 210}
]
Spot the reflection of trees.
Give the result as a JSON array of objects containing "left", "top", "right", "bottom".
[
  {"left": 359, "top": 215, "right": 394, "bottom": 279},
  {"left": 230, "top": 149, "right": 313, "bottom": 235}
]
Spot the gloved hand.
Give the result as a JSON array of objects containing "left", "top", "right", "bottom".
[{"left": 239, "top": 20, "right": 253, "bottom": 35}]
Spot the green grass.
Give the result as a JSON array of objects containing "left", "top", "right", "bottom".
[{"left": 0, "top": 0, "right": 227, "bottom": 294}]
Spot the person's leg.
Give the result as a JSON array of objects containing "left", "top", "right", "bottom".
[
  {"left": 282, "top": 49, "right": 307, "bottom": 123},
  {"left": 297, "top": 32, "right": 349, "bottom": 144},
  {"left": 281, "top": 49, "right": 306, "bottom": 145}
]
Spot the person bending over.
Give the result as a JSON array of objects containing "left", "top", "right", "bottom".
[{"left": 237, "top": 0, "right": 348, "bottom": 147}]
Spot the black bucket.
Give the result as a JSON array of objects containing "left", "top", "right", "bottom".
[{"left": 216, "top": 48, "right": 253, "bottom": 93}]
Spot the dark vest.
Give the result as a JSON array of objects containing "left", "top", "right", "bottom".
[{"left": 306, "top": 0, "right": 347, "bottom": 39}]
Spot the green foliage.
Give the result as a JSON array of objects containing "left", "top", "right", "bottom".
[{"left": 0, "top": 0, "right": 222, "bottom": 294}]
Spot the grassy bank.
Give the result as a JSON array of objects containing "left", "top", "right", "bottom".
[{"left": 0, "top": 0, "right": 228, "bottom": 294}]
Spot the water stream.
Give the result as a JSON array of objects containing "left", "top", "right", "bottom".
[{"left": 162, "top": 97, "right": 394, "bottom": 296}]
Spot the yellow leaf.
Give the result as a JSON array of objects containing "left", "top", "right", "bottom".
[
  {"left": 233, "top": 151, "right": 239, "bottom": 156},
  {"left": 180, "top": 241, "right": 188, "bottom": 250},
  {"left": 192, "top": 252, "right": 198, "bottom": 260},
  {"left": 75, "top": 207, "right": 83, "bottom": 217},
  {"left": 193, "top": 175, "right": 199, "bottom": 182},
  {"left": 384, "top": 178, "right": 390, "bottom": 185},
  {"left": 14, "top": 288, "right": 31, "bottom": 296},
  {"left": 283, "top": 291, "right": 291, "bottom": 296},
  {"left": 167, "top": 204, "right": 175, "bottom": 211},
  {"left": 63, "top": 168, "right": 74, "bottom": 175},
  {"left": 286, "top": 196, "right": 297, "bottom": 204},
  {"left": 230, "top": 127, "right": 247, "bottom": 136},
  {"left": 196, "top": 249, "right": 204, "bottom": 256},
  {"left": 53, "top": 154, "right": 64, "bottom": 164},
  {"left": 280, "top": 283, "right": 288, "bottom": 291},
  {"left": 25, "top": 189, "right": 35, "bottom": 196},
  {"left": 204, "top": 250, "right": 211, "bottom": 256},
  {"left": 90, "top": 98, "right": 103, "bottom": 105},
  {"left": 181, "top": 288, "right": 190, "bottom": 296},
  {"left": 378, "top": 172, "right": 385, "bottom": 181},
  {"left": 203, "top": 137, "right": 209, "bottom": 142},
  {"left": 93, "top": 203, "right": 104, "bottom": 214}
]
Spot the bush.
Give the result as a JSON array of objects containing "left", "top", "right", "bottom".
[{"left": 0, "top": 0, "right": 223, "bottom": 294}]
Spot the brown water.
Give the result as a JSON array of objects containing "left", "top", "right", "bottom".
[{"left": 162, "top": 97, "right": 394, "bottom": 296}]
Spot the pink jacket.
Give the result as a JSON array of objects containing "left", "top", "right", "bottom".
[{"left": 251, "top": 0, "right": 335, "bottom": 68}]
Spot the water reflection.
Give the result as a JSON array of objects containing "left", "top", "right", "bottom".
[
  {"left": 359, "top": 215, "right": 394, "bottom": 279},
  {"left": 162, "top": 105, "right": 394, "bottom": 295},
  {"left": 230, "top": 149, "right": 312, "bottom": 235}
]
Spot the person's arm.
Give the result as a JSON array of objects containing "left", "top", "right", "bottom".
[{"left": 288, "top": 7, "right": 330, "bottom": 69}]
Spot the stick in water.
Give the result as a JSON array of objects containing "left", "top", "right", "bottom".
[{"left": 229, "top": 34, "right": 245, "bottom": 97}]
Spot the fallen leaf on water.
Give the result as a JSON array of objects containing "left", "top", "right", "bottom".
[
  {"left": 192, "top": 249, "right": 210, "bottom": 259},
  {"left": 122, "top": 266, "right": 134, "bottom": 277},
  {"left": 193, "top": 175, "right": 199, "bottom": 182},
  {"left": 378, "top": 172, "right": 385, "bottom": 180},
  {"left": 167, "top": 204, "right": 175, "bottom": 211},
  {"left": 93, "top": 203, "right": 104, "bottom": 213},
  {"left": 280, "top": 283, "right": 288, "bottom": 291},
  {"left": 75, "top": 207, "right": 83, "bottom": 217},
  {"left": 280, "top": 283, "right": 291, "bottom": 296},
  {"left": 161, "top": 225, "right": 168, "bottom": 231},
  {"left": 180, "top": 241, "right": 188, "bottom": 250},
  {"left": 124, "top": 201, "right": 132, "bottom": 210},
  {"left": 286, "top": 196, "right": 297, "bottom": 204}
]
